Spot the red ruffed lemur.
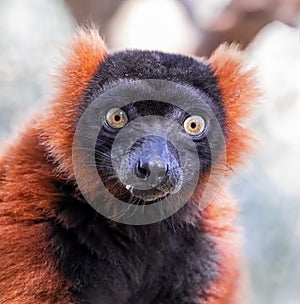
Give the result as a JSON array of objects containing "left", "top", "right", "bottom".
[{"left": 0, "top": 28, "right": 257, "bottom": 304}]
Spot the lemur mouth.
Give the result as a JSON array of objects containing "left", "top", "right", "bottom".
[
  {"left": 125, "top": 178, "right": 182, "bottom": 202},
  {"left": 125, "top": 185, "right": 170, "bottom": 202}
]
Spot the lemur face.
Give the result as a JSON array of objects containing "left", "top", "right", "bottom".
[{"left": 77, "top": 51, "right": 227, "bottom": 206}]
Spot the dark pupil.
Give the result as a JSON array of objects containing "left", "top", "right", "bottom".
[
  {"left": 190, "top": 122, "right": 197, "bottom": 129},
  {"left": 114, "top": 114, "right": 121, "bottom": 122}
]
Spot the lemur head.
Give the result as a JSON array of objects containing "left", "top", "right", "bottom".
[
  {"left": 79, "top": 50, "right": 227, "bottom": 205},
  {"left": 40, "top": 28, "right": 257, "bottom": 223}
]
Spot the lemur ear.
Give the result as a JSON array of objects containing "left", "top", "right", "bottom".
[
  {"left": 39, "top": 28, "right": 108, "bottom": 177},
  {"left": 57, "top": 27, "right": 108, "bottom": 92},
  {"left": 208, "top": 44, "right": 259, "bottom": 169}
]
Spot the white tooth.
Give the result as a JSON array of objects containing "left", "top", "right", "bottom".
[{"left": 125, "top": 185, "right": 132, "bottom": 190}]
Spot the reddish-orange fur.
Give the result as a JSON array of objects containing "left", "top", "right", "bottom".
[
  {"left": 209, "top": 44, "right": 257, "bottom": 169},
  {"left": 0, "top": 29, "right": 257, "bottom": 303},
  {"left": 0, "top": 29, "right": 107, "bottom": 304},
  {"left": 39, "top": 28, "right": 108, "bottom": 178},
  {"left": 200, "top": 45, "right": 257, "bottom": 303},
  {"left": 0, "top": 129, "right": 73, "bottom": 303}
]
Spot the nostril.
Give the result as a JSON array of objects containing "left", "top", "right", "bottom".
[{"left": 135, "top": 161, "right": 150, "bottom": 178}]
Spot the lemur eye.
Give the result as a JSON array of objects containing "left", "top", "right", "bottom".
[
  {"left": 106, "top": 108, "right": 128, "bottom": 129},
  {"left": 183, "top": 115, "right": 206, "bottom": 136}
]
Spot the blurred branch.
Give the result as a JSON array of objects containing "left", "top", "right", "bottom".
[
  {"left": 191, "top": 0, "right": 300, "bottom": 57},
  {"left": 65, "top": 0, "right": 300, "bottom": 56}
]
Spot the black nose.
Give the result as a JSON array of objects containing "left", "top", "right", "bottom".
[{"left": 135, "top": 157, "right": 168, "bottom": 185}]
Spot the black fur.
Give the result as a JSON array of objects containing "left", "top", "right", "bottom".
[
  {"left": 49, "top": 51, "right": 226, "bottom": 303},
  {"left": 49, "top": 185, "right": 219, "bottom": 304},
  {"left": 83, "top": 50, "right": 225, "bottom": 129}
]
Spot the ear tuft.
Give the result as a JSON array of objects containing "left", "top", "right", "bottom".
[
  {"left": 58, "top": 26, "right": 108, "bottom": 94},
  {"left": 39, "top": 27, "right": 108, "bottom": 178},
  {"left": 209, "top": 44, "right": 259, "bottom": 169}
]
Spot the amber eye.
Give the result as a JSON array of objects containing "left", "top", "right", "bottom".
[
  {"left": 106, "top": 108, "right": 128, "bottom": 129},
  {"left": 183, "top": 115, "right": 206, "bottom": 136}
]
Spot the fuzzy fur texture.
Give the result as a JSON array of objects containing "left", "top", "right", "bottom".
[{"left": 0, "top": 29, "right": 257, "bottom": 304}]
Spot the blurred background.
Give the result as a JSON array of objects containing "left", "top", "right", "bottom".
[{"left": 0, "top": 0, "right": 299, "bottom": 303}]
